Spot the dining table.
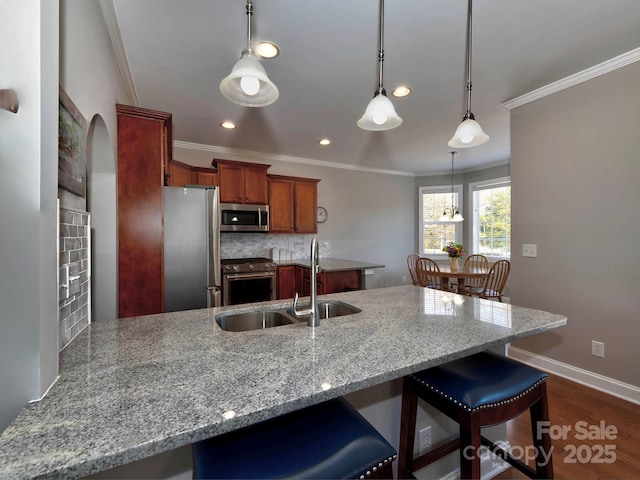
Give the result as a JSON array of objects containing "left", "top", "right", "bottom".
[{"left": 439, "top": 265, "right": 490, "bottom": 294}]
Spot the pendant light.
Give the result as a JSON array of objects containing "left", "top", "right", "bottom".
[
  {"left": 440, "top": 152, "right": 464, "bottom": 222},
  {"left": 220, "top": 0, "right": 279, "bottom": 107},
  {"left": 448, "top": 0, "right": 489, "bottom": 148},
  {"left": 357, "top": 0, "right": 402, "bottom": 131}
]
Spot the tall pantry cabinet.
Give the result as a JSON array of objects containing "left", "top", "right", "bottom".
[{"left": 116, "top": 105, "right": 172, "bottom": 318}]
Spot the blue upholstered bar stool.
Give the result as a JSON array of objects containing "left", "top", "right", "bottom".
[
  {"left": 192, "top": 397, "right": 397, "bottom": 479},
  {"left": 397, "top": 351, "right": 553, "bottom": 479}
]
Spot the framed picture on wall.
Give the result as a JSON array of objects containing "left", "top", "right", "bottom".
[{"left": 58, "top": 86, "right": 87, "bottom": 197}]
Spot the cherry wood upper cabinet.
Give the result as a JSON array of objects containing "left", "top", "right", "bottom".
[
  {"left": 268, "top": 176, "right": 295, "bottom": 233},
  {"left": 166, "top": 160, "right": 218, "bottom": 188},
  {"left": 166, "top": 160, "right": 195, "bottom": 187},
  {"left": 116, "top": 104, "right": 172, "bottom": 318},
  {"left": 213, "top": 159, "right": 270, "bottom": 204},
  {"left": 294, "top": 179, "right": 319, "bottom": 233},
  {"left": 196, "top": 171, "right": 218, "bottom": 187},
  {"left": 268, "top": 174, "right": 320, "bottom": 234}
]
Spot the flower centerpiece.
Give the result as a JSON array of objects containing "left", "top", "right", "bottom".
[{"left": 443, "top": 242, "right": 465, "bottom": 271}]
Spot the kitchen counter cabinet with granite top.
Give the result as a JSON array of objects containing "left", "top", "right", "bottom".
[
  {"left": 0, "top": 286, "right": 567, "bottom": 479},
  {"left": 276, "top": 258, "right": 385, "bottom": 298}
]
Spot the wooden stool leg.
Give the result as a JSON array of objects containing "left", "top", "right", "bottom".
[
  {"left": 530, "top": 383, "right": 554, "bottom": 479},
  {"left": 398, "top": 378, "right": 419, "bottom": 479},
  {"left": 459, "top": 415, "right": 482, "bottom": 480},
  {"left": 369, "top": 461, "right": 393, "bottom": 479}
]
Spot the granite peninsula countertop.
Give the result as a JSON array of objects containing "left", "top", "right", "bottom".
[
  {"left": 0, "top": 286, "right": 566, "bottom": 479},
  {"left": 274, "top": 257, "right": 385, "bottom": 272}
]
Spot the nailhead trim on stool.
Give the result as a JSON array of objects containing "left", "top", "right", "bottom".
[
  {"left": 192, "top": 398, "right": 397, "bottom": 479},
  {"left": 412, "top": 376, "right": 547, "bottom": 413},
  {"left": 398, "top": 351, "right": 554, "bottom": 480}
]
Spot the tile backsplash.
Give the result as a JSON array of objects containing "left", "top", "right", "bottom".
[
  {"left": 221, "top": 233, "right": 330, "bottom": 260},
  {"left": 59, "top": 208, "right": 90, "bottom": 351}
]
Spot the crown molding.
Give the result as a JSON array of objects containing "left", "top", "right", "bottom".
[
  {"left": 415, "top": 158, "right": 510, "bottom": 178},
  {"left": 99, "top": 0, "right": 139, "bottom": 106},
  {"left": 502, "top": 47, "right": 640, "bottom": 110},
  {"left": 173, "top": 140, "right": 416, "bottom": 177}
]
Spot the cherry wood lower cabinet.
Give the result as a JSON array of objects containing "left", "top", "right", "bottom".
[
  {"left": 277, "top": 266, "right": 297, "bottom": 300},
  {"left": 117, "top": 105, "right": 172, "bottom": 318},
  {"left": 279, "top": 266, "right": 363, "bottom": 298},
  {"left": 321, "top": 270, "right": 363, "bottom": 293}
]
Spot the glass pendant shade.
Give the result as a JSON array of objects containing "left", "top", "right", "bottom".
[
  {"left": 220, "top": 51, "right": 279, "bottom": 107},
  {"left": 357, "top": 93, "right": 403, "bottom": 131},
  {"left": 451, "top": 209, "right": 464, "bottom": 222},
  {"left": 448, "top": 117, "right": 489, "bottom": 148},
  {"left": 220, "top": 1, "right": 278, "bottom": 108},
  {"left": 448, "top": 0, "right": 488, "bottom": 148},
  {"left": 357, "top": 0, "right": 402, "bottom": 131}
]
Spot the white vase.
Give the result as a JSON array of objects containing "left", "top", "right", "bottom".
[{"left": 450, "top": 257, "right": 459, "bottom": 271}]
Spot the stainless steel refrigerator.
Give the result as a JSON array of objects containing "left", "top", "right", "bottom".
[{"left": 163, "top": 186, "right": 221, "bottom": 312}]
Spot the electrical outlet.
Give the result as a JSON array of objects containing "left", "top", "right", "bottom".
[
  {"left": 592, "top": 340, "right": 605, "bottom": 358},
  {"left": 522, "top": 244, "right": 537, "bottom": 257},
  {"left": 402, "top": 275, "right": 407, "bottom": 283},
  {"left": 418, "top": 426, "right": 431, "bottom": 455}
]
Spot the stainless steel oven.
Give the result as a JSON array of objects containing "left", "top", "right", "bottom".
[{"left": 221, "top": 257, "right": 277, "bottom": 306}]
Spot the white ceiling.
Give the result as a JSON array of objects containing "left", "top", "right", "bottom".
[{"left": 110, "top": 0, "right": 640, "bottom": 175}]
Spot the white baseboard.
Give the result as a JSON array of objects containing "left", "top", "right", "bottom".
[
  {"left": 508, "top": 346, "right": 640, "bottom": 405},
  {"left": 438, "top": 442, "right": 512, "bottom": 480}
]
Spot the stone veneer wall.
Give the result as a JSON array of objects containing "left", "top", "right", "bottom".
[{"left": 59, "top": 208, "right": 91, "bottom": 350}]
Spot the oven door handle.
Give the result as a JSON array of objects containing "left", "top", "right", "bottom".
[{"left": 224, "top": 272, "right": 276, "bottom": 281}]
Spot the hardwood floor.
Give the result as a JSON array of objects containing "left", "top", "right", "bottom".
[{"left": 494, "top": 375, "right": 640, "bottom": 479}]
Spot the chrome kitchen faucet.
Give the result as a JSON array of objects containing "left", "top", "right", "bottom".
[{"left": 292, "top": 236, "right": 320, "bottom": 327}]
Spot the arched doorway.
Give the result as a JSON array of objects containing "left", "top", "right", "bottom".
[{"left": 86, "top": 115, "right": 116, "bottom": 321}]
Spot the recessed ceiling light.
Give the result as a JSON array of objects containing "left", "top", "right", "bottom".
[
  {"left": 318, "top": 138, "right": 331, "bottom": 146},
  {"left": 256, "top": 41, "right": 279, "bottom": 59},
  {"left": 392, "top": 86, "right": 412, "bottom": 97},
  {"left": 220, "top": 121, "right": 236, "bottom": 129}
]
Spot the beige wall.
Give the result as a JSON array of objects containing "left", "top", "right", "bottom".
[
  {"left": 0, "top": 0, "right": 59, "bottom": 432},
  {"left": 1, "top": 0, "right": 127, "bottom": 432},
  {"left": 61, "top": 0, "right": 129, "bottom": 322},
  {"left": 510, "top": 61, "right": 640, "bottom": 387}
]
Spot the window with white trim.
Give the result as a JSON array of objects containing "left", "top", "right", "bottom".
[
  {"left": 419, "top": 185, "right": 463, "bottom": 257},
  {"left": 469, "top": 177, "right": 511, "bottom": 258}
]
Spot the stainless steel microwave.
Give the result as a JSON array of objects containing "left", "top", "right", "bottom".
[{"left": 220, "top": 203, "right": 269, "bottom": 232}]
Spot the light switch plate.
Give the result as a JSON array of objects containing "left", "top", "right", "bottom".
[{"left": 522, "top": 244, "right": 537, "bottom": 257}]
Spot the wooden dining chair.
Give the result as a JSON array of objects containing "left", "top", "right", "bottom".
[
  {"left": 457, "top": 254, "right": 489, "bottom": 292},
  {"left": 466, "top": 259, "right": 510, "bottom": 302},
  {"left": 407, "top": 253, "right": 420, "bottom": 286},
  {"left": 415, "top": 257, "right": 444, "bottom": 290}
]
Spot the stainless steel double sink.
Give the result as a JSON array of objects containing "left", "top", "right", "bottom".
[{"left": 216, "top": 300, "right": 361, "bottom": 332}]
